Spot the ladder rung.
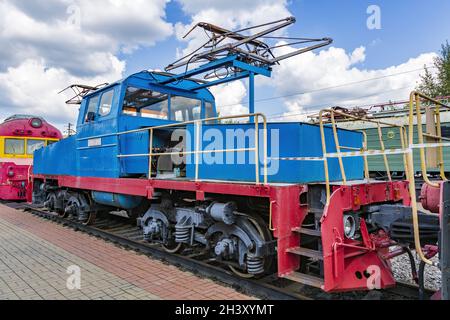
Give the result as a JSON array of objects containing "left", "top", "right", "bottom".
[
  {"left": 283, "top": 271, "right": 324, "bottom": 289},
  {"left": 286, "top": 247, "right": 323, "bottom": 260},
  {"left": 292, "top": 227, "right": 321, "bottom": 237}
]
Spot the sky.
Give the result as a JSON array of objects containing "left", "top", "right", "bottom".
[{"left": 0, "top": 0, "right": 449, "bottom": 132}]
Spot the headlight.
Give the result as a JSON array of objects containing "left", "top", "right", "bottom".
[
  {"left": 30, "top": 118, "right": 43, "bottom": 128},
  {"left": 7, "top": 166, "right": 14, "bottom": 177},
  {"left": 343, "top": 214, "right": 357, "bottom": 239}
]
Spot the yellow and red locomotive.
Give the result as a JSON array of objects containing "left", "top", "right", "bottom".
[{"left": 0, "top": 115, "right": 62, "bottom": 201}]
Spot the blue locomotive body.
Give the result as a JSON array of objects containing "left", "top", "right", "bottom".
[{"left": 34, "top": 71, "right": 364, "bottom": 184}]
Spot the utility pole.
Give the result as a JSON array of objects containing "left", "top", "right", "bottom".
[{"left": 65, "top": 123, "right": 76, "bottom": 137}]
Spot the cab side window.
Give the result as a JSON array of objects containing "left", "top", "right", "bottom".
[
  {"left": 4, "top": 138, "right": 25, "bottom": 155},
  {"left": 85, "top": 95, "right": 99, "bottom": 123},
  {"left": 99, "top": 89, "right": 114, "bottom": 116}
]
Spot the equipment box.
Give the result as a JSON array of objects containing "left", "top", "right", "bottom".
[{"left": 185, "top": 122, "right": 364, "bottom": 184}]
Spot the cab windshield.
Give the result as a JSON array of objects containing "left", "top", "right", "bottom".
[{"left": 122, "top": 86, "right": 210, "bottom": 122}]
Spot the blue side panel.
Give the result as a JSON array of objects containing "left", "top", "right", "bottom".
[
  {"left": 34, "top": 121, "right": 121, "bottom": 178},
  {"left": 119, "top": 130, "right": 150, "bottom": 176},
  {"left": 34, "top": 136, "right": 78, "bottom": 176},
  {"left": 185, "top": 122, "right": 364, "bottom": 184}
]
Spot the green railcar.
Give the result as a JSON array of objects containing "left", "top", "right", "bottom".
[{"left": 364, "top": 124, "right": 450, "bottom": 174}]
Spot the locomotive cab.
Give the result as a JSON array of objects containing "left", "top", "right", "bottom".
[{"left": 69, "top": 71, "right": 217, "bottom": 179}]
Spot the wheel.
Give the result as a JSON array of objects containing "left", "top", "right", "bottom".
[
  {"left": 228, "top": 215, "right": 273, "bottom": 278},
  {"left": 65, "top": 194, "right": 95, "bottom": 225},
  {"left": 82, "top": 211, "right": 96, "bottom": 226},
  {"left": 229, "top": 265, "right": 256, "bottom": 278},
  {"left": 45, "top": 192, "right": 57, "bottom": 211},
  {"left": 162, "top": 228, "right": 183, "bottom": 253},
  {"left": 163, "top": 242, "right": 183, "bottom": 253}
]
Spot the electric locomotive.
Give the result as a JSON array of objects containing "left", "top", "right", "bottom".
[
  {"left": 0, "top": 115, "right": 62, "bottom": 201},
  {"left": 31, "top": 17, "right": 449, "bottom": 297}
]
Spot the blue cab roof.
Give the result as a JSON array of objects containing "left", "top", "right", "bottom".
[{"left": 83, "top": 70, "right": 215, "bottom": 102}]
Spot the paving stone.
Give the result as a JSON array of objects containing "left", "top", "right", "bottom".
[{"left": 0, "top": 205, "right": 253, "bottom": 300}]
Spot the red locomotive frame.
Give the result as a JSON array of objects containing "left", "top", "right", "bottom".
[{"left": 32, "top": 174, "right": 411, "bottom": 292}]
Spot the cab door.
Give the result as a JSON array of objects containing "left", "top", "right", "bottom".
[{"left": 76, "top": 86, "right": 120, "bottom": 178}]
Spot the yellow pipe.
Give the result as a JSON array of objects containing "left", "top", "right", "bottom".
[
  {"left": 330, "top": 112, "right": 347, "bottom": 184},
  {"left": 269, "top": 200, "right": 276, "bottom": 231},
  {"left": 254, "top": 119, "right": 260, "bottom": 185},
  {"left": 148, "top": 128, "right": 154, "bottom": 179},
  {"left": 195, "top": 121, "right": 201, "bottom": 181},
  {"left": 319, "top": 110, "right": 331, "bottom": 204},
  {"left": 406, "top": 150, "right": 437, "bottom": 266},
  {"left": 261, "top": 115, "right": 268, "bottom": 185},
  {"left": 362, "top": 131, "right": 370, "bottom": 180},
  {"left": 434, "top": 107, "right": 448, "bottom": 181},
  {"left": 318, "top": 108, "right": 406, "bottom": 204},
  {"left": 134, "top": 112, "right": 268, "bottom": 185},
  {"left": 409, "top": 92, "right": 440, "bottom": 188},
  {"left": 400, "top": 127, "right": 409, "bottom": 178},
  {"left": 376, "top": 123, "right": 392, "bottom": 181},
  {"left": 407, "top": 91, "right": 439, "bottom": 266},
  {"left": 331, "top": 109, "right": 405, "bottom": 129}
]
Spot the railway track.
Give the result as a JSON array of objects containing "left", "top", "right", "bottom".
[{"left": 6, "top": 202, "right": 435, "bottom": 300}]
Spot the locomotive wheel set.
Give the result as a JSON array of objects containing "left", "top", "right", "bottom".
[{"left": 4, "top": 17, "right": 448, "bottom": 299}]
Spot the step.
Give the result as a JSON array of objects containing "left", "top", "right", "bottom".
[
  {"left": 283, "top": 271, "right": 324, "bottom": 289},
  {"left": 292, "top": 227, "right": 321, "bottom": 237},
  {"left": 286, "top": 247, "right": 323, "bottom": 260}
]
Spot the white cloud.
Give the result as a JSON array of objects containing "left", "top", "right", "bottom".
[
  {"left": 0, "top": 0, "right": 172, "bottom": 129},
  {"left": 211, "top": 81, "right": 248, "bottom": 117},
  {"left": 267, "top": 45, "right": 437, "bottom": 121},
  {"left": 0, "top": 58, "right": 125, "bottom": 128},
  {"left": 174, "top": 0, "right": 291, "bottom": 116},
  {"left": 1, "top": 0, "right": 172, "bottom": 75}
]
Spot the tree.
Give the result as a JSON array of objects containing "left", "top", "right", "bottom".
[
  {"left": 435, "top": 41, "right": 450, "bottom": 95},
  {"left": 417, "top": 40, "right": 450, "bottom": 97},
  {"left": 417, "top": 66, "right": 440, "bottom": 98}
]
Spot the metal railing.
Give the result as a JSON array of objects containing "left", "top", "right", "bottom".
[
  {"left": 406, "top": 91, "right": 450, "bottom": 267},
  {"left": 317, "top": 109, "right": 408, "bottom": 204},
  {"left": 408, "top": 91, "right": 450, "bottom": 187},
  {"left": 312, "top": 92, "right": 450, "bottom": 268},
  {"left": 116, "top": 113, "right": 268, "bottom": 185}
]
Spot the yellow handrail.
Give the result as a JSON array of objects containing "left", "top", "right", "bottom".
[
  {"left": 407, "top": 91, "right": 450, "bottom": 267},
  {"left": 319, "top": 109, "right": 407, "bottom": 204},
  {"left": 409, "top": 91, "right": 450, "bottom": 186},
  {"left": 119, "top": 113, "right": 268, "bottom": 185}
]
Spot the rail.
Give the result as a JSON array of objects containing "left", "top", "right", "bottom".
[{"left": 116, "top": 113, "right": 268, "bottom": 185}]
